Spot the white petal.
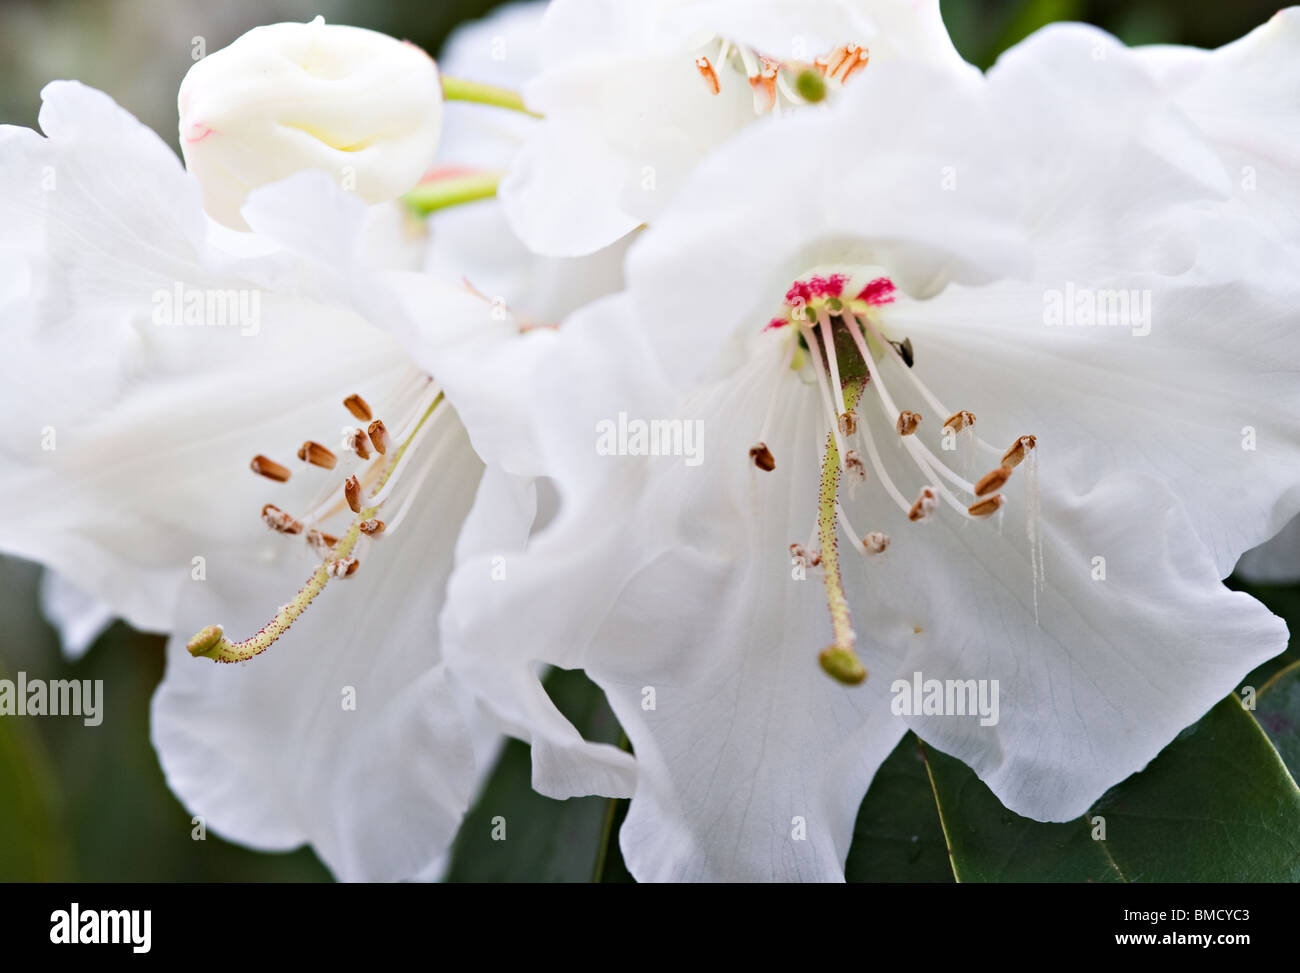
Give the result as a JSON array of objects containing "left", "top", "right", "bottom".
[
  {"left": 442, "top": 316, "right": 904, "bottom": 878},
  {"left": 1134, "top": 9, "right": 1300, "bottom": 248},
  {"left": 38, "top": 570, "right": 115, "bottom": 661},
  {"left": 445, "top": 462, "right": 636, "bottom": 799},
  {"left": 498, "top": 116, "right": 644, "bottom": 256},
  {"left": 435, "top": 1, "right": 548, "bottom": 171},
  {"left": 885, "top": 466, "right": 1285, "bottom": 821}
]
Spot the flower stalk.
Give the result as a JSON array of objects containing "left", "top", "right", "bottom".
[{"left": 440, "top": 75, "right": 541, "bottom": 116}]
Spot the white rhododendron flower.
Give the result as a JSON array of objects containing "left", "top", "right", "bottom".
[
  {"left": 441, "top": 24, "right": 1298, "bottom": 880},
  {"left": 499, "top": 0, "right": 973, "bottom": 255},
  {"left": 0, "top": 78, "right": 630, "bottom": 880},
  {"left": 179, "top": 16, "right": 443, "bottom": 229}
]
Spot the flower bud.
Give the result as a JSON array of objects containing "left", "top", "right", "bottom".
[{"left": 178, "top": 16, "right": 442, "bottom": 229}]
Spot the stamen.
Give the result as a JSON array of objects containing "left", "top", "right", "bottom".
[
  {"left": 909, "top": 435, "right": 977, "bottom": 495},
  {"left": 250, "top": 454, "right": 290, "bottom": 482},
  {"left": 816, "top": 310, "right": 856, "bottom": 439},
  {"left": 367, "top": 419, "right": 391, "bottom": 455},
  {"left": 329, "top": 556, "right": 360, "bottom": 578},
  {"left": 346, "top": 427, "right": 371, "bottom": 460},
  {"left": 188, "top": 392, "right": 445, "bottom": 664},
  {"left": 297, "top": 440, "right": 338, "bottom": 470},
  {"left": 853, "top": 404, "right": 913, "bottom": 517},
  {"left": 844, "top": 314, "right": 977, "bottom": 516},
  {"left": 974, "top": 466, "right": 1012, "bottom": 497},
  {"left": 359, "top": 518, "right": 386, "bottom": 536},
  {"left": 261, "top": 504, "right": 303, "bottom": 535},
  {"left": 306, "top": 529, "right": 338, "bottom": 551},
  {"left": 943, "top": 411, "right": 976, "bottom": 434},
  {"left": 749, "top": 442, "right": 776, "bottom": 471},
  {"left": 695, "top": 56, "right": 720, "bottom": 95},
  {"left": 844, "top": 449, "right": 866, "bottom": 481},
  {"left": 800, "top": 323, "right": 848, "bottom": 469},
  {"left": 1002, "top": 435, "right": 1037, "bottom": 469},
  {"left": 824, "top": 44, "right": 851, "bottom": 78},
  {"left": 343, "top": 393, "right": 373, "bottom": 422},
  {"left": 862, "top": 531, "right": 890, "bottom": 555},
  {"left": 855, "top": 311, "right": 1006, "bottom": 460},
  {"left": 967, "top": 495, "right": 1005, "bottom": 518},
  {"left": 840, "top": 47, "right": 870, "bottom": 84},
  {"left": 750, "top": 63, "right": 778, "bottom": 113},
  {"left": 790, "top": 543, "right": 810, "bottom": 568},
  {"left": 908, "top": 486, "right": 938, "bottom": 522},
  {"left": 749, "top": 331, "right": 798, "bottom": 469}
]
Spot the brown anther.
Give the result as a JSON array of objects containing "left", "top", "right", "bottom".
[
  {"left": 329, "top": 556, "right": 360, "bottom": 578},
  {"left": 789, "top": 543, "right": 808, "bottom": 566},
  {"left": 908, "top": 486, "right": 937, "bottom": 522},
  {"left": 1001, "top": 435, "right": 1038, "bottom": 469},
  {"left": 346, "top": 428, "right": 371, "bottom": 460},
  {"left": 844, "top": 449, "right": 866, "bottom": 481},
  {"left": 367, "top": 419, "right": 391, "bottom": 455},
  {"left": 306, "top": 529, "right": 339, "bottom": 551},
  {"left": 250, "top": 454, "right": 290, "bottom": 482},
  {"left": 840, "top": 47, "right": 870, "bottom": 84},
  {"left": 749, "top": 442, "right": 776, "bottom": 472},
  {"left": 261, "top": 504, "right": 303, "bottom": 535},
  {"left": 943, "top": 410, "right": 977, "bottom": 434},
  {"left": 695, "top": 55, "right": 720, "bottom": 95},
  {"left": 974, "top": 466, "right": 1012, "bottom": 497},
  {"left": 343, "top": 394, "right": 372, "bottom": 422},
  {"left": 359, "top": 519, "right": 386, "bottom": 536},
  {"left": 297, "top": 440, "right": 338, "bottom": 470},
  {"left": 968, "top": 494, "right": 1006, "bottom": 518},
  {"left": 838, "top": 412, "right": 858, "bottom": 436},
  {"left": 823, "top": 44, "right": 851, "bottom": 77},
  {"left": 862, "top": 532, "right": 890, "bottom": 555},
  {"left": 896, "top": 411, "right": 922, "bottom": 436},
  {"left": 344, "top": 475, "right": 363, "bottom": 514}
]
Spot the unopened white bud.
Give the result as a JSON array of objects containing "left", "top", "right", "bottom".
[{"left": 178, "top": 17, "right": 442, "bottom": 229}]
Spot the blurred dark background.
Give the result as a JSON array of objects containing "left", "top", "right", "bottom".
[{"left": 0, "top": 0, "right": 1287, "bottom": 881}]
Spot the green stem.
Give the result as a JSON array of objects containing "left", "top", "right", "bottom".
[
  {"left": 441, "top": 75, "right": 541, "bottom": 117},
  {"left": 403, "top": 173, "right": 502, "bottom": 215}
]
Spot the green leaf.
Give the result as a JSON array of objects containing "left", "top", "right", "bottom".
[
  {"left": 845, "top": 734, "right": 954, "bottom": 882},
  {"left": 0, "top": 668, "right": 75, "bottom": 880},
  {"left": 920, "top": 696, "right": 1300, "bottom": 882},
  {"left": 992, "top": 0, "right": 1087, "bottom": 57},
  {"left": 1255, "top": 660, "right": 1300, "bottom": 783},
  {"left": 444, "top": 667, "right": 626, "bottom": 882}
]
